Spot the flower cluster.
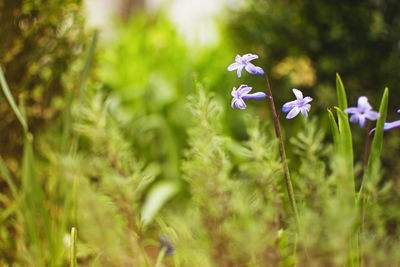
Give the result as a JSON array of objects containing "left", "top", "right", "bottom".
[
  {"left": 227, "top": 53, "right": 267, "bottom": 109},
  {"left": 226, "top": 53, "right": 397, "bottom": 129},
  {"left": 227, "top": 53, "right": 312, "bottom": 119}
]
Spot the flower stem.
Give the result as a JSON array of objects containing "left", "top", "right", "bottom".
[
  {"left": 70, "top": 227, "right": 77, "bottom": 267},
  {"left": 264, "top": 74, "right": 299, "bottom": 228},
  {"left": 359, "top": 121, "right": 371, "bottom": 265}
]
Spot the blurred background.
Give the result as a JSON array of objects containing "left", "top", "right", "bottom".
[{"left": 1, "top": 0, "right": 400, "bottom": 265}]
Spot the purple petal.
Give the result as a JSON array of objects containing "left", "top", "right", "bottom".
[
  {"left": 243, "top": 92, "right": 266, "bottom": 100},
  {"left": 384, "top": 120, "right": 400, "bottom": 131},
  {"left": 234, "top": 98, "right": 247, "bottom": 109},
  {"left": 231, "top": 87, "right": 237, "bottom": 97},
  {"left": 231, "top": 98, "right": 236, "bottom": 109},
  {"left": 254, "top": 66, "right": 264, "bottom": 75},
  {"left": 235, "top": 54, "right": 242, "bottom": 63},
  {"left": 227, "top": 62, "right": 240, "bottom": 71},
  {"left": 286, "top": 106, "right": 300, "bottom": 119},
  {"left": 358, "top": 116, "right": 366, "bottom": 128},
  {"left": 397, "top": 109, "right": 400, "bottom": 113},
  {"left": 242, "top": 53, "right": 258, "bottom": 62},
  {"left": 365, "top": 110, "right": 380, "bottom": 121},
  {"left": 357, "top": 96, "right": 372, "bottom": 111},
  {"left": 244, "top": 63, "right": 259, "bottom": 75},
  {"left": 300, "top": 107, "right": 309, "bottom": 119},
  {"left": 303, "top": 96, "right": 313, "bottom": 104},
  {"left": 344, "top": 107, "right": 359, "bottom": 114},
  {"left": 236, "top": 65, "right": 244, "bottom": 78},
  {"left": 237, "top": 84, "right": 252, "bottom": 95},
  {"left": 282, "top": 100, "right": 297, "bottom": 112},
  {"left": 349, "top": 114, "right": 360, "bottom": 124},
  {"left": 292, "top": 89, "right": 303, "bottom": 100}
]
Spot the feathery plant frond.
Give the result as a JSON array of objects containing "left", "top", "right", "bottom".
[
  {"left": 70, "top": 89, "right": 160, "bottom": 265},
  {"left": 289, "top": 119, "right": 358, "bottom": 266},
  {"left": 165, "top": 89, "right": 295, "bottom": 266}
]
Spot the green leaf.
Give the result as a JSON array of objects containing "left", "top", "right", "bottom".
[
  {"left": 367, "top": 88, "right": 388, "bottom": 179},
  {"left": 335, "top": 107, "right": 353, "bottom": 160},
  {"left": 334, "top": 107, "right": 355, "bottom": 198},
  {"left": 0, "top": 67, "right": 28, "bottom": 133},
  {"left": 336, "top": 73, "right": 348, "bottom": 114},
  {"left": 327, "top": 109, "right": 339, "bottom": 149},
  {"left": 0, "top": 155, "right": 18, "bottom": 200},
  {"left": 141, "top": 181, "right": 180, "bottom": 226},
  {"left": 22, "top": 134, "right": 52, "bottom": 264}
]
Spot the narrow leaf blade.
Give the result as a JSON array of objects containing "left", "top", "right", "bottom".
[
  {"left": 367, "top": 88, "right": 388, "bottom": 178},
  {"left": 328, "top": 109, "right": 339, "bottom": 150},
  {"left": 336, "top": 73, "right": 348, "bottom": 114}
]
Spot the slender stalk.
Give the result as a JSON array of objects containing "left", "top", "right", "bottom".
[
  {"left": 155, "top": 247, "right": 167, "bottom": 267},
  {"left": 360, "top": 122, "right": 372, "bottom": 229},
  {"left": 264, "top": 74, "right": 299, "bottom": 228},
  {"left": 70, "top": 227, "right": 77, "bottom": 267},
  {"left": 359, "top": 121, "right": 371, "bottom": 266}
]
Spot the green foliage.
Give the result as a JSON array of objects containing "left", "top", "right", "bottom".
[
  {"left": 0, "top": 0, "right": 86, "bottom": 159},
  {"left": 162, "top": 90, "right": 290, "bottom": 266},
  {"left": 290, "top": 119, "right": 358, "bottom": 266}
]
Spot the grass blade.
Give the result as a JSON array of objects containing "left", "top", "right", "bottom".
[
  {"left": 336, "top": 73, "right": 348, "bottom": 114},
  {"left": 22, "top": 134, "right": 52, "bottom": 265},
  {"left": 0, "top": 155, "right": 18, "bottom": 200},
  {"left": 335, "top": 107, "right": 355, "bottom": 199},
  {"left": 328, "top": 109, "right": 339, "bottom": 149},
  {"left": 141, "top": 181, "right": 179, "bottom": 226},
  {"left": 0, "top": 67, "right": 28, "bottom": 132},
  {"left": 367, "top": 88, "right": 388, "bottom": 177}
]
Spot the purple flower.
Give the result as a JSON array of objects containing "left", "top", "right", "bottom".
[
  {"left": 231, "top": 85, "right": 266, "bottom": 109},
  {"left": 282, "top": 89, "right": 312, "bottom": 119},
  {"left": 227, "top": 53, "right": 264, "bottom": 78},
  {"left": 344, "top": 96, "right": 380, "bottom": 128},
  {"left": 371, "top": 109, "right": 400, "bottom": 134},
  {"left": 159, "top": 234, "right": 174, "bottom": 255}
]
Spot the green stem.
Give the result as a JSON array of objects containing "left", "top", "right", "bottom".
[
  {"left": 71, "top": 227, "right": 77, "bottom": 267},
  {"left": 264, "top": 74, "right": 299, "bottom": 229},
  {"left": 359, "top": 121, "right": 371, "bottom": 266},
  {"left": 155, "top": 247, "right": 167, "bottom": 267}
]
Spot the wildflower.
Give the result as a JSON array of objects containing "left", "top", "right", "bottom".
[
  {"left": 282, "top": 89, "right": 312, "bottom": 119},
  {"left": 231, "top": 85, "right": 267, "bottom": 109},
  {"left": 227, "top": 53, "right": 264, "bottom": 78},
  {"left": 344, "top": 96, "right": 380, "bottom": 128},
  {"left": 159, "top": 234, "right": 174, "bottom": 255},
  {"left": 370, "top": 109, "right": 400, "bottom": 134}
]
